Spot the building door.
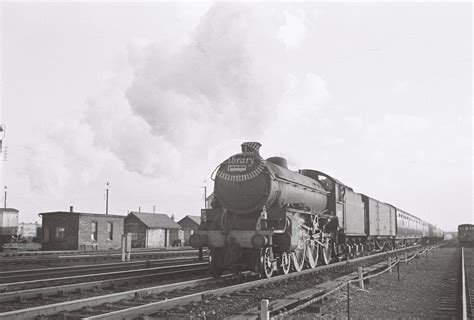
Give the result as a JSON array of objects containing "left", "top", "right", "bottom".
[{"left": 146, "top": 229, "right": 166, "bottom": 247}]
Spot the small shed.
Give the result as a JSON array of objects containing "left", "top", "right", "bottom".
[
  {"left": 124, "top": 212, "right": 182, "bottom": 248},
  {"left": 40, "top": 208, "right": 124, "bottom": 251},
  {"left": 0, "top": 208, "right": 19, "bottom": 239},
  {"left": 178, "top": 215, "right": 201, "bottom": 245}
]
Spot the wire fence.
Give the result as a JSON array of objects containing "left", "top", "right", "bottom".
[{"left": 268, "top": 245, "right": 439, "bottom": 320}]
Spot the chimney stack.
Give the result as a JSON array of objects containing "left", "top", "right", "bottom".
[
  {"left": 241, "top": 141, "right": 262, "bottom": 154},
  {"left": 69, "top": 206, "right": 73, "bottom": 213}
]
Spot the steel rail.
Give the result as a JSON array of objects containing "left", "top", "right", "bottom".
[
  {"left": 0, "top": 265, "right": 209, "bottom": 303},
  {"left": 0, "top": 274, "right": 244, "bottom": 320},
  {"left": 0, "top": 249, "right": 200, "bottom": 264},
  {"left": 462, "top": 247, "right": 467, "bottom": 320},
  {"left": 0, "top": 262, "right": 208, "bottom": 292},
  {"left": 0, "top": 256, "right": 207, "bottom": 283},
  {"left": 0, "top": 247, "right": 196, "bottom": 258}
]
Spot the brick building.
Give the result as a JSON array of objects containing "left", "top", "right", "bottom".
[
  {"left": 124, "top": 212, "right": 181, "bottom": 248},
  {"left": 40, "top": 207, "right": 124, "bottom": 251},
  {"left": 178, "top": 215, "right": 200, "bottom": 245}
]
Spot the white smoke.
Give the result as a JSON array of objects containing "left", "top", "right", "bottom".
[
  {"left": 84, "top": 3, "right": 330, "bottom": 178},
  {"left": 24, "top": 121, "right": 103, "bottom": 196},
  {"left": 24, "top": 3, "right": 331, "bottom": 196}
]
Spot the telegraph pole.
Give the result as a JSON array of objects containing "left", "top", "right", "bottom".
[
  {"left": 105, "top": 182, "right": 109, "bottom": 215},
  {"left": 0, "top": 125, "right": 5, "bottom": 203},
  {"left": 201, "top": 181, "right": 207, "bottom": 209}
]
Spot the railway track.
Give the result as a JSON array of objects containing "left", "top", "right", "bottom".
[
  {"left": 0, "top": 248, "right": 201, "bottom": 267},
  {"left": 0, "top": 246, "right": 420, "bottom": 319},
  {"left": 462, "top": 247, "right": 473, "bottom": 320},
  {"left": 0, "top": 256, "right": 207, "bottom": 283},
  {"left": 0, "top": 247, "right": 194, "bottom": 258},
  {"left": 434, "top": 246, "right": 473, "bottom": 320},
  {"left": 0, "top": 262, "right": 209, "bottom": 314},
  {"left": 0, "top": 260, "right": 208, "bottom": 293}
]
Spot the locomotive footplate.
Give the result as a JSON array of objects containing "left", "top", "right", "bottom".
[{"left": 193, "top": 230, "right": 276, "bottom": 249}]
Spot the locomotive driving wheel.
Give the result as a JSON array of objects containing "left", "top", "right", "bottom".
[
  {"left": 306, "top": 240, "right": 319, "bottom": 269},
  {"left": 292, "top": 243, "right": 305, "bottom": 272},
  {"left": 320, "top": 238, "right": 332, "bottom": 265},
  {"left": 260, "top": 247, "right": 274, "bottom": 278},
  {"left": 281, "top": 251, "right": 291, "bottom": 275}
]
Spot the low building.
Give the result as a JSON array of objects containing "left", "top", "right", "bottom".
[
  {"left": 0, "top": 208, "right": 19, "bottom": 242},
  {"left": 124, "top": 212, "right": 182, "bottom": 248},
  {"left": 178, "top": 215, "right": 201, "bottom": 245},
  {"left": 40, "top": 207, "right": 124, "bottom": 251},
  {"left": 17, "top": 222, "right": 41, "bottom": 239}
]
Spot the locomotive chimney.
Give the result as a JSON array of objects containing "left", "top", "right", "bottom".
[{"left": 241, "top": 141, "right": 262, "bottom": 154}]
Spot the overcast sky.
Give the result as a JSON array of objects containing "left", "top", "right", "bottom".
[{"left": 1, "top": 2, "right": 472, "bottom": 231}]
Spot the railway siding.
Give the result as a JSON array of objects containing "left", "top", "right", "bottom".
[{"left": 463, "top": 247, "right": 474, "bottom": 319}]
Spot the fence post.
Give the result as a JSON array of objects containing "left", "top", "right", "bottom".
[
  {"left": 397, "top": 262, "right": 400, "bottom": 282},
  {"left": 347, "top": 282, "right": 350, "bottom": 319},
  {"left": 388, "top": 257, "right": 392, "bottom": 273},
  {"left": 121, "top": 234, "right": 126, "bottom": 262},
  {"left": 260, "top": 299, "right": 270, "bottom": 320},
  {"left": 358, "top": 267, "right": 364, "bottom": 290}
]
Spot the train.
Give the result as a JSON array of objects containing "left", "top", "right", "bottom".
[
  {"left": 458, "top": 224, "right": 474, "bottom": 247},
  {"left": 190, "top": 142, "right": 444, "bottom": 277}
]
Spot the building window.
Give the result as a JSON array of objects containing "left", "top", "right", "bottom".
[
  {"left": 91, "top": 222, "right": 98, "bottom": 241},
  {"left": 55, "top": 227, "right": 65, "bottom": 240},
  {"left": 131, "top": 232, "right": 138, "bottom": 241},
  {"left": 107, "top": 222, "right": 113, "bottom": 240}
]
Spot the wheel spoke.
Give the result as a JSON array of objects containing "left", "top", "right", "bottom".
[
  {"left": 281, "top": 252, "right": 291, "bottom": 275},
  {"left": 260, "top": 247, "right": 274, "bottom": 278},
  {"left": 292, "top": 246, "right": 305, "bottom": 272},
  {"left": 306, "top": 241, "right": 319, "bottom": 268}
]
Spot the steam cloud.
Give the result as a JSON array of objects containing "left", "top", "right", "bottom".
[
  {"left": 24, "top": 3, "right": 331, "bottom": 196},
  {"left": 85, "top": 3, "right": 330, "bottom": 177}
]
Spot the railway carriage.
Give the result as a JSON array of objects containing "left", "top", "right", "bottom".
[
  {"left": 458, "top": 224, "right": 474, "bottom": 247},
  {"left": 191, "top": 142, "right": 443, "bottom": 278}
]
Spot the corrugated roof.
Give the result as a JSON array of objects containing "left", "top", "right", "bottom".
[
  {"left": 129, "top": 212, "right": 182, "bottom": 229},
  {"left": 183, "top": 215, "right": 201, "bottom": 225}
]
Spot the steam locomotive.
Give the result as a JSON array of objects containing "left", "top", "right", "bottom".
[{"left": 190, "top": 142, "right": 443, "bottom": 277}]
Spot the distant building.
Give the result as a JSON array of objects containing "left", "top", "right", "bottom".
[
  {"left": 0, "top": 208, "right": 19, "bottom": 242},
  {"left": 178, "top": 215, "right": 201, "bottom": 245},
  {"left": 124, "top": 212, "right": 182, "bottom": 248},
  {"left": 40, "top": 207, "right": 124, "bottom": 251},
  {"left": 17, "top": 222, "right": 41, "bottom": 239}
]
